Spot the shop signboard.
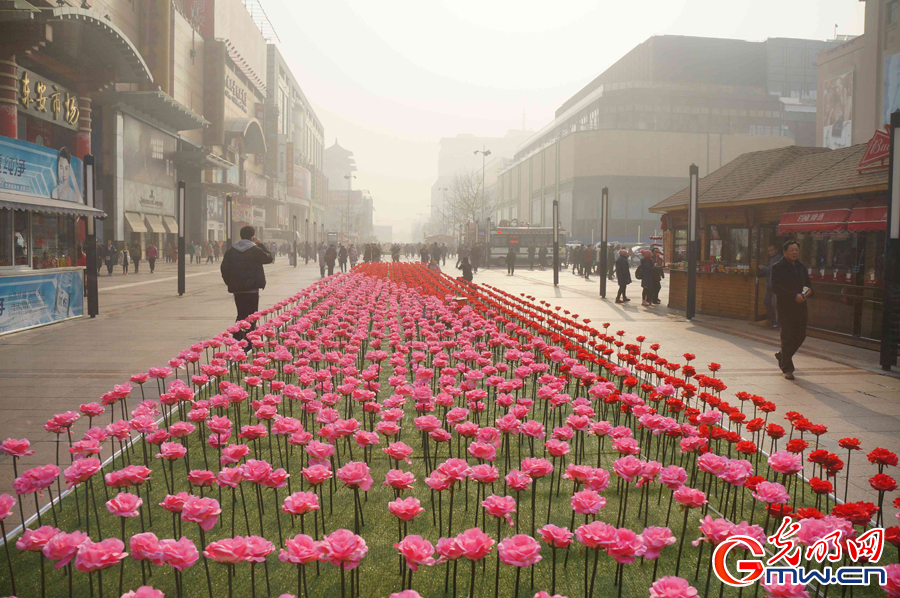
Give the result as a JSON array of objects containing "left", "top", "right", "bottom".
[
  {"left": 232, "top": 203, "right": 252, "bottom": 223},
  {"left": 252, "top": 207, "right": 266, "bottom": 224},
  {"left": 207, "top": 195, "right": 223, "bottom": 223},
  {"left": 188, "top": 0, "right": 214, "bottom": 39},
  {"left": 246, "top": 172, "right": 267, "bottom": 197},
  {"left": 823, "top": 71, "right": 853, "bottom": 149},
  {"left": 0, "top": 270, "right": 84, "bottom": 335},
  {"left": 0, "top": 137, "right": 82, "bottom": 203},
  {"left": 287, "top": 164, "right": 311, "bottom": 201},
  {"left": 17, "top": 68, "right": 79, "bottom": 131}
]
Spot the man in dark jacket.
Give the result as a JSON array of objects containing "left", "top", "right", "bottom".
[
  {"left": 338, "top": 244, "right": 348, "bottom": 273},
  {"left": 615, "top": 248, "right": 632, "bottom": 303},
  {"left": 771, "top": 240, "right": 812, "bottom": 380},
  {"left": 583, "top": 245, "right": 594, "bottom": 280},
  {"left": 538, "top": 245, "right": 548, "bottom": 270},
  {"left": 325, "top": 244, "right": 337, "bottom": 275},
  {"left": 220, "top": 226, "right": 274, "bottom": 339}
]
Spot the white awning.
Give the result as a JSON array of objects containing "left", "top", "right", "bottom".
[
  {"left": 163, "top": 215, "right": 179, "bottom": 235},
  {"left": 0, "top": 191, "right": 107, "bottom": 219},
  {"left": 124, "top": 211, "right": 147, "bottom": 233},
  {"left": 144, "top": 214, "right": 166, "bottom": 234}
]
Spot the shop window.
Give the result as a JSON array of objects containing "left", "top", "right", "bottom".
[
  {"left": 672, "top": 228, "right": 687, "bottom": 267},
  {"left": 30, "top": 213, "right": 76, "bottom": 269},
  {"left": 705, "top": 225, "right": 750, "bottom": 273},
  {"left": 0, "top": 209, "right": 10, "bottom": 266},
  {"left": 14, "top": 211, "right": 28, "bottom": 266}
]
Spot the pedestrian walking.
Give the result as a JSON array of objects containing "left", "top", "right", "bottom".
[
  {"left": 104, "top": 240, "right": 116, "bottom": 276},
  {"left": 205, "top": 241, "right": 214, "bottom": 264},
  {"left": 129, "top": 241, "right": 141, "bottom": 274},
  {"left": 638, "top": 249, "right": 654, "bottom": 306},
  {"left": 607, "top": 244, "right": 617, "bottom": 280},
  {"left": 583, "top": 245, "right": 594, "bottom": 280},
  {"left": 539, "top": 245, "right": 548, "bottom": 270},
  {"left": 146, "top": 242, "right": 158, "bottom": 273},
  {"left": 650, "top": 251, "right": 664, "bottom": 304},
  {"left": 325, "top": 244, "right": 337, "bottom": 276},
  {"left": 120, "top": 245, "right": 129, "bottom": 275},
  {"left": 349, "top": 244, "right": 359, "bottom": 267},
  {"left": 615, "top": 248, "right": 632, "bottom": 303},
  {"left": 318, "top": 243, "right": 327, "bottom": 277},
  {"left": 213, "top": 241, "right": 220, "bottom": 262},
  {"left": 460, "top": 257, "right": 473, "bottom": 282},
  {"left": 338, "top": 244, "right": 348, "bottom": 272},
  {"left": 456, "top": 245, "right": 469, "bottom": 269},
  {"left": 186, "top": 240, "right": 195, "bottom": 264},
  {"left": 470, "top": 244, "right": 481, "bottom": 273},
  {"left": 760, "top": 244, "right": 782, "bottom": 328},
  {"left": 220, "top": 226, "right": 274, "bottom": 341},
  {"left": 528, "top": 245, "right": 535, "bottom": 270},
  {"left": 506, "top": 246, "right": 517, "bottom": 275},
  {"left": 772, "top": 240, "right": 812, "bottom": 380}
]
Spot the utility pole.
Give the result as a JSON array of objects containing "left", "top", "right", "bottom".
[
  {"left": 474, "top": 146, "right": 491, "bottom": 225},
  {"left": 344, "top": 173, "right": 356, "bottom": 242}
]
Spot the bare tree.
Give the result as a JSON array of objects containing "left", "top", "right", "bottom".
[{"left": 443, "top": 169, "right": 497, "bottom": 232}]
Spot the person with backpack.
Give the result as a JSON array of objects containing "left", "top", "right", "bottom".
[
  {"left": 637, "top": 249, "right": 654, "bottom": 306},
  {"left": 129, "top": 241, "right": 142, "bottom": 274},
  {"left": 614, "top": 248, "right": 632, "bottom": 303},
  {"left": 220, "top": 226, "right": 274, "bottom": 341}
]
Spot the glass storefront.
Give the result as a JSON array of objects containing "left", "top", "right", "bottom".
[{"left": 0, "top": 209, "right": 81, "bottom": 270}]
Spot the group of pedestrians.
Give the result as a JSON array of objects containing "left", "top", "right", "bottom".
[{"left": 504, "top": 245, "right": 550, "bottom": 275}]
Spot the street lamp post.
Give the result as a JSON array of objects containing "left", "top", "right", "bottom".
[
  {"left": 553, "top": 199, "right": 559, "bottom": 286},
  {"left": 83, "top": 154, "right": 98, "bottom": 317},
  {"left": 313, "top": 220, "right": 317, "bottom": 261},
  {"left": 599, "top": 187, "right": 609, "bottom": 299},
  {"left": 474, "top": 146, "right": 491, "bottom": 215},
  {"left": 293, "top": 215, "right": 298, "bottom": 268},
  {"left": 686, "top": 165, "right": 700, "bottom": 320},
  {"left": 225, "top": 194, "right": 233, "bottom": 250},
  {"left": 177, "top": 181, "right": 185, "bottom": 296},
  {"left": 881, "top": 111, "right": 900, "bottom": 370},
  {"left": 305, "top": 217, "right": 310, "bottom": 264},
  {"left": 344, "top": 173, "right": 356, "bottom": 242}
]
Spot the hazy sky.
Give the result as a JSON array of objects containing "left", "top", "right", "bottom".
[{"left": 262, "top": 0, "right": 865, "bottom": 240}]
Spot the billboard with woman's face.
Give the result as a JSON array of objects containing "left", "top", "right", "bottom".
[{"left": 823, "top": 71, "right": 853, "bottom": 149}]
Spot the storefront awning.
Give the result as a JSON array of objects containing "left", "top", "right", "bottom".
[
  {"left": 40, "top": 8, "right": 153, "bottom": 85},
  {"left": 124, "top": 211, "right": 147, "bottom": 233},
  {"left": 144, "top": 214, "right": 166, "bottom": 234},
  {"left": 0, "top": 191, "right": 107, "bottom": 219},
  {"left": 96, "top": 90, "right": 207, "bottom": 133},
  {"left": 162, "top": 216, "right": 179, "bottom": 235},
  {"left": 777, "top": 201, "right": 852, "bottom": 234},
  {"left": 847, "top": 199, "right": 888, "bottom": 232},
  {"left": 225, "top": 118, "right": 267, "bottom": 154}
]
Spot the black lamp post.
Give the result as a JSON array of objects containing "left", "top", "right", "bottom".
[
  {"left": 83, "top": 154, "right": 98, "bottom": 317},
  {"left": 599, "top": 187, "right": 609, "bottom": 299},
  {"left": 686, "top": 165, "right": 700, "bottom": 320},
  {"left": 881, "top": 111, "right": 900, "bottom": 370},
  {"left": 177, "top": 181, "right": 186, "bottom": 296}
]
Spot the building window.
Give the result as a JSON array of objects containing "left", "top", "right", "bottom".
[{"left": 890, "top": 0, "right": 899, "bottom": 24}]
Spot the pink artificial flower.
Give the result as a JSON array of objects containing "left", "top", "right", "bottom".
[
  {"left": 318, "top": 529, "right": 368, "bottom": 570},
  {"left": 575, "top": 521, "right": 617, "bottom": 550},
  {"left": 244, "top": 535, "right": 275, "bottom": 563},
  {"left": 388, "top": 497, "right": 425, "bottom": 522},
  {"left": 394, "top": 535, "right": 436, "bottom": 571},
  {"left": 181, "top": 496, "right": 221, "bottom": 531},
  {"left": 336, "top": 461, "right": 373, "bottom": 491},
  {"left": 455, "top": 527, "right": 495, "bottom": 561},
  {"left": 155, "top": 442, "right": 187, "bottom": 461},
  {"left": 279, "top": 534, "right": 320, "bottom": 565},
  {"left": 761, "top": 582, "right": 811, "bottom": 598},
  {"left": 283, "top": 491, "right": 319, "bottom": 516},
  {"left": 650, "top": 576, "right": 699, "bottom": 598},
  {"left": 607, "top": 528, "right": 645, "bottom": 564},
  {"left": 571, "top": 490, "right": 606, "bottom": 515},
  {"left": 383, "top": 470, "right": 416, "bottom": 491},
  {"left": 159, "top": 537, "right": 199, "bottom": 572},
  {"left": 188, "top": 470, "right": 217, "bottom": 487},
  {"left": 505, "top": 469, "right": 533, "bottom": 492},
  {"left": 521, "top": 458, "right": 553, "bottom": 479},
  {"left": 203, "top": 537, "right": 248, "bottom": 564},
  {"left": 482, "top": 494, "right": 517, "bottom": 526},
  {"left": 159, "top": 492, "right": 191, "bottom": 513},
  {"left": 74, "top": 538, "right": 128, "bottom": 572},
  {"left": 613, "top": 456, "right": 643, "bottom": 483},
  {"left": 691, "top": 516, "right": 734, "bottom": 546},
  {"left": 130, "top": 532, "right": 164, "bottom": 566},
  {"left": 106, "top": 491, "right": 143, "bottom": 518},
  {"left": 752, "top": 481, "right": 790, "bottom": 505},
  {"left": 673, "top": 486, "right": 707, "bottom": 509},
  {"left": 497, "top": 534, "right": 542, "bottom": 567},
  {"left": 242, "top": 459, "right": 274, "bottom": 484},
  {"left": 659, "top": 466, "right": 688, "bottom": 490},
  {"left": 640, "top": 527, "right": 676, "bottom": 560},
  {"left": 383, "top": 442, "right": 414, "bottom": 464},
  {"left": 301, "top": 464, "right": 332, "bottom": 486},
  {"left": 435, "top": 537, "right": 464, "bottom": 564},
  {"left": 42, "top": 530, "right": 90, "bottom": 568},
  {"left": 1, "top": 438, "right": 35, "bottom": 458},
  {"left": 0, "top": 493, "right": 15, "bottom": 520},
  {"left": 121, "top": 587, "right": 165, "bottom": 598},
  {"left": 767, "top": 451, "right": 803, "bottom": 476},
  {"left": 217, "top": 466, "right": 245, "bottom": 489},
  {"left": 537, "top": 524, "right": 573, "bottom": 548},
  {"left": 64, "top": 458, "right": 101, "bottom": 487}
]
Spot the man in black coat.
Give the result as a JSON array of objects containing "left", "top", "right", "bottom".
[
  {"left": 614, "top": 248, "right": 632, "bottom": 303},
  {"left": 220, "top": 226, "right": 274, "bottom": 339},
  {"left": 771, "top": 240, "right": 812, "bottom": 380}
]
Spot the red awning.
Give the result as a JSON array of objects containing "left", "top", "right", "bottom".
[
  {"left": 847, "top": 199, "right": 887, "bottom": 232},
  {"left": 777, "top": 201, "right": 852, "bottom": 234}
]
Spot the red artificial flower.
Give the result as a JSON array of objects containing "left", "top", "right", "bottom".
[
  {"left": 838, "top": 438, "right": 862, "bottom": 451},
  {"left": 808, "top": 477, "right": 833, "bottom": 495},
  {"left": 886, "top": 526, "right": 900, "bottom": 547},
  {"left": 831, "top": 501, "right": 879, "bottom": 526},
  {"left": 869, "top": 473, "right": 898, "bottom": 493},
  {"left": 765, "top": 424, "right": 785, "bottom": 439},
  {"left": 867, "top": 448, "right": 898, "bottom": 467},
  {"left": 707, "top": 363, "right": 721, "bottom": 372}
]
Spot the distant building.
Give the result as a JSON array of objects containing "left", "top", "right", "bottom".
[
  {"left": 430, "top": 131, "right": 532, "bottom": 224},
  {"left": 497, "top": 35, "right": 841, "bottom": 244},
  {"left": 324, "top": 140, "right": 357, "bottom": 191},
  {"left": 816, "top": 0, "right": 900, "bottom": 148},
  {"left": 373, "top": 225, "right": 393, "bottom": 243}
]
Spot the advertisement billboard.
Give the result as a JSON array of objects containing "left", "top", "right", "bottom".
[
  {"left": 207, "top": 195, "right": 223, "bottom": 223},
  {"left": 823, "top": 71, "right": 853, "bottom": 149},
  {"left": 0, "top": 137, "right": 82, "bottom": 203},
  {"left": 0, "top": 270, "right": 84, "bottom": 335},
  {"left": 123, "top": 115, "right": 176, "bottom": 187}
]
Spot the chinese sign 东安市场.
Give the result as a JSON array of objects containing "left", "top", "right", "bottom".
[{"left": 18, "top": 69, "right": 79, "bottom": 130}]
